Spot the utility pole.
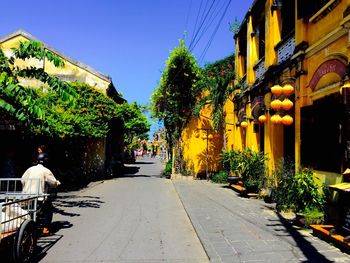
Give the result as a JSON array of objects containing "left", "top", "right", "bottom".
[{"left": 198, "top": 128, "right": 213, "bottom": 180}]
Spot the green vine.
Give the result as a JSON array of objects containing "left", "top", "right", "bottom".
[
  {"left": 151, "top": 40, "right": 202, "bottom": 146},
  {"left": 194, "top": 54, "right": 235, "bottom": 130}
]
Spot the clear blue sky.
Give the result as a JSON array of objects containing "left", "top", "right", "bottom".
[{"left": 0, "top": 0, "right": 253, "bottom": 134}]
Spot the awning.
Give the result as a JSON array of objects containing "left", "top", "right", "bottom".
[{"left": 329, "top": 183, "right": 350, "bottom": 192}]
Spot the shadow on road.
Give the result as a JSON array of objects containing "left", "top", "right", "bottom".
[
  {"left": 33, "top": 234, "right": 63, "bottom": 263},
  {"left": 53, "top": 195, "right": 104, "bottom": 217},
  {"left": 266, "top": 213, "right": 332, "bottom": 262},
  {"left": 135, "top": 161, "right": 155, "bottom": 164},
  {"left": 120, "top": 174, "right": 151, "bottom": 178},
  {"left": 122, "top": 165, "right": 140, "bottom": 175},
  {"left": 34, "top": 220, "right": 73, "bottom": 262}
]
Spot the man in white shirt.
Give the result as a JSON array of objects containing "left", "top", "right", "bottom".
[
  {"left": 22, "top": 157, "right": 60, "bottom": 196},
  {"left": 21, "top": 153, "right": 61, "bottom": 234}
]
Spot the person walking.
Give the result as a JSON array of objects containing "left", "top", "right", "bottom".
[{"left": 21, "top": 153, "right": 61, "bottom": 234}]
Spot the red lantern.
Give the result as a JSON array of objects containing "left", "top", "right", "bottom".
[
  {"left": 270, "top": 99, "right": 282, "bottom": 111},
  {"left": 271, "top": 84, "right": 282, "bottom": 96},
  {"left": 282, "top": 115, "right": 293, "bottom": 125},
  {"left": 281, "top": 98, "right": 293, "bottom": 111},
  {"left": 258, "top": 115, "right": 267, "bottom": 123},
  {"left": 240, "top": 121, "right": 248, "bottom": 128},
  {"left": 282, "top": 84, "right": 294, "bottom": 96},
  {"left": 271, "top": 114, "right": 282, "bottom": 124}
]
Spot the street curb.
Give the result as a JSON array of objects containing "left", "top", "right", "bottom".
[{"left": 171, "top": 180, "right": 211, "bottom": 262}]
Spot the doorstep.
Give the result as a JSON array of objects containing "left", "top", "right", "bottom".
[
  {"left": 229, "top": 183, "right": 258, "bottom": 198},
  {"left": 310, "top": 224, "right": 350, "bottom": 252}
]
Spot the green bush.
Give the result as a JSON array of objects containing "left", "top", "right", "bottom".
[
  {"left": 211, "top": 171, "right": 228, "bottom": 184},
  {"left": 303, "top": 207, "right": 324, "bottom": 227},
  {"left": 221, "top": 149, "right": 242, "bottom": 174},
  {"left": 291, "top": 168, "right": 325, "bottom": 212},
  {"left": 163, "top": 159, "right": 172, "bottom": 178},
  {"left": 273, "top": 160, "right": 325, "bottom": 213},
  {"left": 239, "top": 149, "right": 268, "bottom": 191},
  {"left": 220, "top": 148, "right": 268, "bottom": 192},
  {"left": 273, "top": 159, "right": 295, "bottom": 211}
]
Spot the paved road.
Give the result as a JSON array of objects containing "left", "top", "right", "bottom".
[
  {"left": 173, "top": 180, "right": 350, "bottom": 263},
  {"left": 18, "top": 156, "right": 350, "bottom": 263},
  {"left": 35, "top": 157, "right": 208, "bottom": 262}
]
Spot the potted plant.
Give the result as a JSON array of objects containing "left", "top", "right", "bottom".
[
  {"left": 239, "top": 149, "right": 268, "bottom": 193},
  {"left": 221, "top": 149, "right": 242, "bottom": 184}
]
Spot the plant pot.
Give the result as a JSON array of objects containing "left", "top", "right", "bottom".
[
  {"left": 227, "top": 176, "right": 241, "bottom": 185},
  {"left": 244, "top": 182, "right": 259, "bottom": 193}
]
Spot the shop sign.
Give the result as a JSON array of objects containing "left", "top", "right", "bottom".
[{"left": 309, "top": 59, "right": 346, "bottom": 91}]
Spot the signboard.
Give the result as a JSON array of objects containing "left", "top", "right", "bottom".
[{"left": 308, "top": 59, "right": 346, "bottom": 91}]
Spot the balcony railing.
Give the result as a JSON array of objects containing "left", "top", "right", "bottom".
[
  {"left": 241, "top": 75, "right": 248, "bottom": 91},
  {"left": 275, "top": 34, "right": 295, "bottom": 64},
  {"left": 254, "top": 58, "right": 265, "bottom": 80}
]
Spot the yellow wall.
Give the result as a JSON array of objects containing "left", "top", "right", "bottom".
[
  {"left": 296, "top": 1, "right": 349, "bottom": 183},
  {"left": 181, "top": 105, "right": 223, "bottom": 178},
  {"left": 230, "top": 0, "right": 285, "bottom": 174},
  {"left": 0, "top": 35, "right": 111, "bottom": 93}
]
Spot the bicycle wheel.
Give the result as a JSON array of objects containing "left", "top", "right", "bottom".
[{"left": 13, "top": 219, "right": 37, "bottom": 263}]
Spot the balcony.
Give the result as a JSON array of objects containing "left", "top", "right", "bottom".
[
  {"left": 275, "top": 33, "right": 295, "bottom": 64},
  {"left": 253, "top": 57, "right": 265, "bottom": 80},
  {"left": 241, "top": 75, "right": 248, "bottom": 91}
]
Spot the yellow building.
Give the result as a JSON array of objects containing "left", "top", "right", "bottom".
[
  {"left": 0, "top": 29, "right": 124, "bottom": 179},
  {"left": 180, "top": 102, "right": 223, "bottom": 178},
  {"left": 233, "top": 0, "right": 350, "bottom": 185},
  {"left": 0, "top": 29, "right": 115, "bottom": 93}
]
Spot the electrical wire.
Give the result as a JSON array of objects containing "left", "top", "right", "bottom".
[
  {"left": 189, "top": 0, "right": 218, "bottom": 51},
  {"left": 198, "top": 0, "right": 232, "bottom": 64},
  {"left": 190, "top": 0, "right": 204, "bottom": 48},
  {"left": 190, "top": 0, "right": 224, "bottom": 52}
]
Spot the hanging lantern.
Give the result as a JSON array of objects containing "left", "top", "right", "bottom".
[
  {"left": 271, "top": 84, "right": 282, "bottom": 96},
  {"left": 258, "top": 115, "right": 267, "bottom": 123},
  {"left": 240, "top": 121, "right": 248, "bottom": 128},
  {"left": 281, "top": 115, "right": 294, "bottom": 126},
  {"left": 271, "top": 114, "right": 282, "bottom": 124},
  {"left": 281, "top": 98, "right": 294, "bottom": 111},
  {"left": 282, "top": 84, "right": 294, "bottom": 96},
  {"left": 270, "top": 99, "right": 282, "bottom": 110}
]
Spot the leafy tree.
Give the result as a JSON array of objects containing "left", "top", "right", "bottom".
[
  {"left": 194, "top": 54, "right": 235, "bottom": 131},
  {"left": 0, "top": 40, "right": 76, "bottom": 127},
  {"left": 115, "top": 102, "right": 151, "bottom": 146},
  {"left": 151, "top": 40, "right": 202, "bottom": 147},
  {"left": 0, "top": 40, "right": 123, "bottom": 138}
]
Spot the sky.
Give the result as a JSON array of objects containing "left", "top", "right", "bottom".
[{"left": 0, "top": 0, "right": 253, "bottom": 135}]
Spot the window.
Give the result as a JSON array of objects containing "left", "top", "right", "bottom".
[
  {"left": 297, "top": 0, "right": 331, "bottom": 20},
  {"left": 301, "top": 95, "right": 342, "bottom": 173},
  {"left": 281, "top": 0, "right": 295, "bottom": 38},
  {"left": 238, "top": 23, "right": 247, "bottom": 75}
]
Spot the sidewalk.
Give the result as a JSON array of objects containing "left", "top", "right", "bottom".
[{"left": 173, "top": 180, "right": 350, "bottom": 263}]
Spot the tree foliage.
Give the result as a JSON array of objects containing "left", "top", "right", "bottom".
[
  {"left": 151, "top": 40, "right": 202, "bottom": 146},
  {"left": 0, "top": 40, "right": 128, "bottom": 138},
  {"left": 194, "top": 54, "right": 235, "bottom": 130},
  {"left": 115, "top": 102, "right": 151, "bottom": 145}
]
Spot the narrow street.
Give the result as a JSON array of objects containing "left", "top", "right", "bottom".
[
  {"left": 31, "top": 157, "right": 350, "bottom": 263},
  {"left": 35, "top": 157, "right": 208, "bottom": 262}
]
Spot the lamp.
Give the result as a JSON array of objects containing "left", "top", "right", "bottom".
[{"left": 340, "top": 82, "right": 350, "bottom": 95}]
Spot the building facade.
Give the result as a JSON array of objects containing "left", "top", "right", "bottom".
[
  {"left": 232, "top": 0, "right": 350, "bottom": 185},
  {"left": 0, "top": 29, "right": 124, "bottom": 181}
]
